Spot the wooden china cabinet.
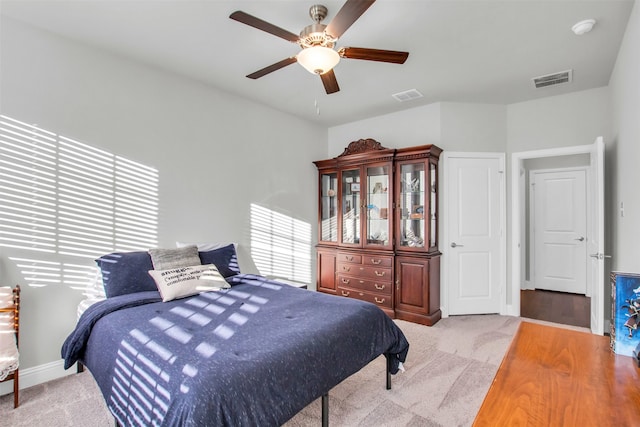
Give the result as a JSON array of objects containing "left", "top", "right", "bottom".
[{"left": 314, "top": 139, "right": 442, "bottom": 325}]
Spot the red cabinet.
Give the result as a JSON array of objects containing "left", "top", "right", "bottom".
[{"left": 314, "top": 139, "right": 442, "bottom": 326}]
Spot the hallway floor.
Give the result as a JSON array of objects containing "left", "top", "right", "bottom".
[{"left": 520, "top": 289, "right": 591, "bottom": 329}]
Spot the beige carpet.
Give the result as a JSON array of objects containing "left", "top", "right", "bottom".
[{"left": 1, "top": 315, "right": 522, "bottom": 427}]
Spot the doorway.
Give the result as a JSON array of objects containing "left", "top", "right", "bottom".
[{"left": 511, "top": 139, "right": 605, "bottom": 335}]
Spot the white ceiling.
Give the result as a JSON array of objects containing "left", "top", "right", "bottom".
[{"left": 0, "top": 0, "right": 634, "bottom": 127}]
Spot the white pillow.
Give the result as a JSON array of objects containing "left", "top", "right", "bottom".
[
  {"left": 84, "top": 270, "right": 106, "bottom": 299},
  {"left": 148, "top": 264, "right": 230, "bottom": 302},
  {"left": 176, "top": 241, "right": 237, "bottom": 252}
]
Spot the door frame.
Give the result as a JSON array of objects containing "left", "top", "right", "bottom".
[
  {"left": 511, "top": 140, "right": 604, "bottom": 334},
  {"left": 528, "top": 166, "right": 590, "bottom": 295},
  {"left": 441, "top": 152, "right": 506, "bottom": 318}
]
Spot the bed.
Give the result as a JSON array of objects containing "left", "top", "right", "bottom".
[{"left": 62, "top": 244, "right": 409, "bottom": 427}]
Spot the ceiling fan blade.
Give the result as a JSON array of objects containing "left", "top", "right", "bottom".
[
  {"left": 320, "top": 70, "right": 340, "bottom": 94},
  {"left": 339, "top": 47, "right": 409, "bottom": 64},
  {"left": 247, "top": 57, "right": 298, "bottom": 79},
  {"left": 230, "top": 11, "right": 299, "bottom": 43},
  {"left": 325, "top": 0, "right": 376, "bottom": 39}
]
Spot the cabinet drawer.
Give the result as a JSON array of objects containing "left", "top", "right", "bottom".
[
  {"left": 360, "top": 265, "right": 392, "bottom": 280},
  {"left": 337, "top": 286, "right": 392, "bottom": 308},
  {"left": 337, "top": 274, "right": 392, "bottom": 295},
  {"left": 336, "top": 263, "right": 391, "bottom": 280},
  {"left": 337, "top": 252, "right": 362, "bottom": 264},
  {"left": 362, "top": 255, "right": 393, "bottom": 267}
]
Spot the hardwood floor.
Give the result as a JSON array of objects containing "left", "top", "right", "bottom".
[
  {"left": 474, "top": 322, "right": 640, "bottom": 426},
  {"left": 521, "top": 289, "right": 590, "bottom": 328}
]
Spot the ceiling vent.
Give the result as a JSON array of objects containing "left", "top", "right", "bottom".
[
  {"left": 392, "top": 89, "right": 423, "bottom": 102},
  {"left": 532, "top": 69, "right": 573, "bottom": 89}
]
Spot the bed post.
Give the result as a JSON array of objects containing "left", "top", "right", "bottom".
[
  {"left": 322, "top": 393, "right": 329, "bottom": 427},
  {"left": 386, "top": 356, "right": 392, "bottom": 390}
]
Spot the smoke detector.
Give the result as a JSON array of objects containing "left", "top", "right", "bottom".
[{"left": 572, "top": 19, "right": 596, "bottom": 35}]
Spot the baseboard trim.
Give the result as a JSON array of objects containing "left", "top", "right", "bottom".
[
  {"left": 521, "top": 281, "right": 535, "bottom": 291},
  {"left": 0, "top": 359, "right": 75, "bottom": 396},
  {"left": 505, "top": 303, "right": 518, "bottom": 317}
]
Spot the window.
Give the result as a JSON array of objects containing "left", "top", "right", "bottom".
[{"left": 0, "top": 114, "right": 159, "bottom": 288}]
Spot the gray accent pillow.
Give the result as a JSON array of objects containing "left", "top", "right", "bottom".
[{"left": 149, "top": 245, "right": 201, "bottom": 270}]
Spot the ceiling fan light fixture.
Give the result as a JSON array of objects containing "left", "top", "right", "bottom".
[{"left": 297, "top": 46, "right": 340, "bottom": 75}]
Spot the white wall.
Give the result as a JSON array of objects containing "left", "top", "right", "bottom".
[
  {"left": 0, "top": 17, "right": 326, "bottom": 374},
  {"left": 440, "top": 102, "right": 506, "bottom": 152},
  {"left": 327, "top": 101, "right": 507, "bottom": 156},
  {"left": 507, "top": 86, "right": 612, "bottom": 153},
  {"left": 609, "top": 0, "right": 640, "bottom": 273},
  {"left": 327, "top": 102, "right": 442, "bottom": 157}
]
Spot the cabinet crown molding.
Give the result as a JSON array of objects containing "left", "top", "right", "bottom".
[{"left": 339, "top": 138, "right": 388, "bottom": 157}]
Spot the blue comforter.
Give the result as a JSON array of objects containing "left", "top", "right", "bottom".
[{"left": 62, "top": 274, "right": 409, "bottom": 427}]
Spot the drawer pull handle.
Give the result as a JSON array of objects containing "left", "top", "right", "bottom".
[
  {"left": 374, "top": 284, "right": 385, "bottom": 290},
  {"left": 359, "top": 280, "right": 364, "bottom": 284},
  {"left": 359, "top": 292, "right": 364, "bottom": 296},
  {"left": 371, "top": 258, "right": 382, "bottom": 265},
  {"left": 346, "top": 256, "right": 353, "bottom": 261},
  {"left": 374, "top": 297, "right": 385, "bottom": 304},
  {"left": 341, "top": 278, "right": 350, "bottom": 284},
  {"left": 341, "top": 291, "right": 350, "bottom": 297},
  {"left": 375, "top": 271, "right": 385, "bottom": 277},
  {"left": 343, "top": 266, "right": 351, "bottom": 272}
]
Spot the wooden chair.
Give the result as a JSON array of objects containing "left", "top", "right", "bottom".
[{"left": 0, "top": 285, "right": 20, "bottom": 408}]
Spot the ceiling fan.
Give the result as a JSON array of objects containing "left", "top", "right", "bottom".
[{"left": 230, "top": 0, "right": 409, "bottom": 94}]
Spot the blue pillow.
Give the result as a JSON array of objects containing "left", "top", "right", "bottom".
[
  {"left": 96, "top": 251, "right": 157, "bottom": 298},
  {"left": 198, "top": 244, "right": 240, "bottom": 278}
]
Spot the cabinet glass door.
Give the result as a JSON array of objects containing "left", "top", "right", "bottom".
[
  {"left": 341, "top": 169, "right": 360, "bottom": 245},
  {"left": 365, "top": 165, "right": 391, "bottom": 247},
  {"left": 398, "top": 162, "right": 426, "bottom": 249},
  {"left": 429, "top": 161, "right": 438, "bottom": 249},
  {"left": 320, "top": 172, "right": 338, "bottom": 242}
]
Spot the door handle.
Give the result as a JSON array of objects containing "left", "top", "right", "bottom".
[
  {"left": 575, "top": 236, "right": 585, "bottom": 242},
  {"left": 590, "top": 253, "right": 612, "bottom": 260},
  {"left": 451, "top": 242, "right": 464, "bottom": 248}
]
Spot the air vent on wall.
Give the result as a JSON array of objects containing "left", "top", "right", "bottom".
[
  {"left": 532, "top": 69, "right": 573, "bottom": 89},
  {"left": 392, "top": 89, "right": 423, "bottom": 102}
]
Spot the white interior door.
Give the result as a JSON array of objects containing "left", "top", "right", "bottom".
[
  {"left": 532, "top": 169, "right": 587, "bottom": 294},
  {"left": 446, "top": 154, "right": 504, "bottom": 315}
]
